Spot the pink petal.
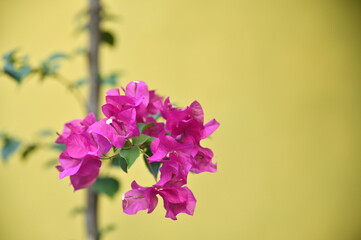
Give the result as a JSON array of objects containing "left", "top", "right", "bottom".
[
  {"left": 70, "top": 158, "right": 102, "bottom": 191},
  {"left": 88, "top": 119, "right": 126, "bottom": 148},
  {"left": 123, "top": 181, "right": 158, "bottom": 214},
  {"left": 58, "top": 152, "right": 82, "bottom": 179},
  {"left": 159, "top": 187, "right": 196, "bottom": 220},
  {"left": 65, "top": 134, "right": 97, "bottom": 159},
  {"left": 106, "top": 88, "right": 120, "bottom": 96},
  {"left": 189, "top": 101, "right": 204, "bottom": 124},
  {"left": 202, "top": 119, "right": 220, "bottom": 139}
]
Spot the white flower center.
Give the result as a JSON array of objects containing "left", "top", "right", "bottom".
[
  {"left": 122, "top": 193, "right": 125, "bottom": 200},
  {"left": 106, "top": 118, "right": 113, "bottom": 125},
  {"left": 133, "top": 81, "right": 140, "bottom": 83}
]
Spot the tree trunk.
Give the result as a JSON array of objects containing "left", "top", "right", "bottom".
[{"left": 86, "top": 0, "right": 101, "bottom": 239}]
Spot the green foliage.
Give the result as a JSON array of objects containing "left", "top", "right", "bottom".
[
  {"left": 73, "top": 73, "right": 120, "bottom": 88},
  {"left": 3, "top": 49, "right": 17, "bottom": 62},
  {"left": 98, "top": 224, "right": 117, "bottom": 238},
  {"left": 1, "top": 137, "right": 21, "bottom": 161},
  {"left": 143, "top": 148, "right": 161, "bottom": 180},
  {"left": 144, "top": 160, "right": 162, "bottom": 180},
  {"left": 39, "top": 52, "right": 69, "bottom": 80},
  {"left": 2, "top": 49, "right": 32, "bottom": 83},
  {"left": 137, "top": 122, "right": 154, "bottom": 133},
  {"left": 112, "top": 154, "right": 128, "bottom": 173},
  {"left": 73, "top": 78, "right": 88, "bottom": 87},
  {"left": 119, "top": 146, "right": 140, "bottom": 169},
  {"left": 38, "top": 129, "right": 54, "bottom": 137},
  {"left": 101, "top": 72, "right": 119, "bottom": 86},
  {"left": 48, "top": 53, "right": 69, "bottom": 61},
  {"left": 91, "top": 177, "right": 120, "bottom": 198},
  {"left": 1, "top": 49, "right": 75, "bottom": 83},
  {"left": 101, "top": 31, "right": 116, "bottom": 46},
  {"left": 132, "top": 134, "right": 154, "bottom": 146},
  {"left": 4, "top": 64, "right": 32, "bottom": 83},
  {"left": 149, "top": 112, "right": 161, "bottom": 120},
  {"left": 21, "top": 144, "right": 38, "bottom": 161},
  {"left": 52, "top": 143, "right": 66, "bottom": 152},
  {"left": 44, "top": 159, "right": 59, "bottom": 169}
]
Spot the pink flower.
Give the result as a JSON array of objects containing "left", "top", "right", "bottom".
[
  {"left": 56, "top": 112, "right": 112, "bottom": 158},
  {"left": 64, "top": 132, "right": 111, "bottom": 159},
  {"left": 147, "top": 135, "right": 193, "bottom": 162},
  {"left": 190, "top": 146, "right": 217, "bottom": 173},
  {"left": 141, "top": 118, "right": 165, "bottom": 137},
  {"left": 125, "top": 81, "right": 150, "bottom": 120},
  {"left": 122, "top": 181, "right": 158, "bottom": 215},
  {"left": 147, "top": 90, "right": 163, "bottom": 116},
  {"left": 164, "top": 100, "right": 220, "bottom": 144},
  {"left": 160, "top": 100, "right": 220, "bottom": 174},
  {"left": 56, "top": 81, "right": 219, "bottom": 220},
  {"left": 56, "top": 152, "right": 102, "bottom": 191},
  {"left": 56, "top": 113, "right": 96, "bottom": 144},
  {"left": 104, "top": 81, "right": 155, "bottom": 123},
  {"left": 56, "top": 113, "right": 111, "bottom": 190},
  {"left": 122, "top": 181, "right": 196, "bottom": 220},
  {"left": 158, "top": 186, "right": 196, "bottom": 220},
  {"left": 88, "top": 108, "right": 139, "bottom": 148},
  {"left": 69, "top": 157, "right": 102, "bottom": 191},
  {"left": 102, "top": 95, "right": 135, "bottom": 118},
  {"left": 156, "top": 154, "right": 192, "bottom": 187}
]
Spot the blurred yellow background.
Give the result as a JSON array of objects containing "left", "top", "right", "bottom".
[{"left": 1, "top": 0, "right": 361, "bottom": 239}]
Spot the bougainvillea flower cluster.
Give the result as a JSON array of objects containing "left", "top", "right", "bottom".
[{"left": 56, "top": 81, "right": 219, "bottom": 220}]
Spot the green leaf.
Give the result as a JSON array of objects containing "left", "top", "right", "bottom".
[
  {"left": 3, "top": 49, "right": 17, "bottom": 62},
  {"left": 48, "top": 53, "right": 69, "bottom": 61},
  {"left": 38, "top": 129, "right": 54, "bottom": 137},
  {"left": 3, "top": 63, "right": 18, "bottom": 80},
  {"left": 39, "top": 52, "right": 68, "bottom": 80},
  {"left": 21, "top": 144, "right": 37, "bottom": 160},
  {"left": 91, "top": 177, "right": 120, "bottom": 198},
  {"left": 122, "top": 140, "right": 132, "bottom": 149},
  {"left": 101, "top": 73, "right": 119, "bottom": 86},
  {"left": 44, "top": 158, "right": 59, "bottom": 169},
  {"left": 101, "top": 31, "right": 115, "bottom": 46},
  {"left": 2, "top": 137, "right": 20, "bottom": 161},
  {"left": 3, "top": 50, "right": 32, "bottom": 83},
  {"left": 111, "top": 154, "right": 128, "bottom": 173},
  {"left": 52, "top": 143, "right": 66, "bottom": 152},
  {"left": 18, "top": 65, "right": 32, "bottom": 79},
  {"left": 98, "top": 224, "right": 116, "bottom": 238},
  {"left": 132, "top": 134, "right": 152, "bottom": 146},
  {"left": 74, "top": 78, "right": 88, "bottom": 87},
  {"left": 137, "top": 122, "right": 154, "bottom": 133},
  {"left": 143, "top": 148, "right": 161, "bottom": 179},
  {"left": 119, "top": 146, "right": 140, "bottom": 169},
  {"left": 39, "top": 62, "right": 58, "bottom": 79},
  {"left": 149, "top": 113, "right": 161, "bottom": 120},
  {"left": 4, "top": 63, "right": 32, "bottom": 83}
]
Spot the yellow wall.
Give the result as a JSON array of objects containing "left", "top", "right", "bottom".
[{"left": 1, "top": 0, "right": 361, "bottom": 239}]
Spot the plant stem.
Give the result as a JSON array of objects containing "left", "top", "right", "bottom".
[{"left": 86, "top": 0, "right": 101, "bottom": 239}]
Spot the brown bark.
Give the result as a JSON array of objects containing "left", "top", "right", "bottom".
[{"left": 86, "top": 0, "right": 101, "bottom": 239}]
